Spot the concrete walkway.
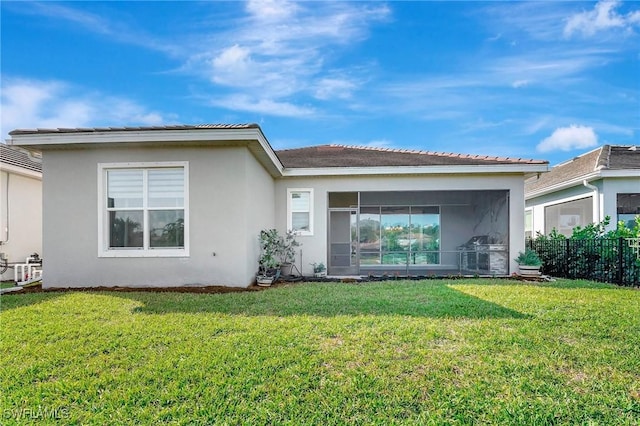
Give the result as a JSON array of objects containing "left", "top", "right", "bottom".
[{"left": 0, "top": 286, "right": 24, "bottom": 295}]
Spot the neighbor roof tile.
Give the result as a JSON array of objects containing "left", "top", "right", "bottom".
[
  {"left": 0, "top": 144, "right": 42, "bottom": 173},
  {"left": 525, "top": 145, "right": 640, "bottom": 195}
]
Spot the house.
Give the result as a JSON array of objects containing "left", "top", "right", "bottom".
[
  {"left": 525, "top": 145, "right": 640, "bottom": 238},
  {"left": 0, "top": 144, "right": 43, "bottom": 281},
  {"left": 8, "top": 124, "right": 548, "bottom": 288}
]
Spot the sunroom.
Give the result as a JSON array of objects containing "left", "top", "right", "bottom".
[{"left": 327, "top": 190, "right": 509, "bottom": 276}]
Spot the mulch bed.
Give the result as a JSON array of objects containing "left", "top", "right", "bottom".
[
  {"left": 4, "top": 274, "right": 556, "bottom": 295},
  {"left": 7, "top": 283, "right": 265, "bottom": 294}
]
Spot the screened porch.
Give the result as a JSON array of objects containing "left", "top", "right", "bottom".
[{"left": 328, "top": 190, "right": 510, "bottom": 276}]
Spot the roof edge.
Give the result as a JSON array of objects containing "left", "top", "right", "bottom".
[
  {"left": 8, "top": 124, "right": 285, "bottom": 178},
  {"left": 8, "top": 123, "right": 260, "bottom": 136},
  {"left": 279, "top": 144, "right": 548, "bottom": 166},
  {"left": 284, "top": 163, "right": 550, "bottom": 177}
]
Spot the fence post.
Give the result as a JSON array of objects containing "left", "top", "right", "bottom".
[
  {"left": 565, "top": 239, "right": 570, "bottom": 278},
  {"left": 617, "top": 237, "right": 624, "bottom": 285}
]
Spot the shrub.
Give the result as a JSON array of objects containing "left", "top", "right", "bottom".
[{"left": 515, "top": 248, "right": 542, "bottom": 266}]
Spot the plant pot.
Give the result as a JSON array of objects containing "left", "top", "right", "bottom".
[
  {"left": 256, "top": 276, "right": 274, "bottom": 287},
  {"left": 280, "top": 263, "right": 294, "bottom": 276},
  {"left": 313, "top": 271, "right": 326, "bottom": 278},
  {"left": 518, "top": 265, "right": 541, "bottom": 277}
]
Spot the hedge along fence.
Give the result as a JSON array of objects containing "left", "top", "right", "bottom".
[{"left": 526, "top": 237, "right": 639, "bottom": 286}]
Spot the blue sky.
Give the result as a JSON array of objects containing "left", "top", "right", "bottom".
[{"left": 1, "top": 1, "right": 639, "bottom": 165}]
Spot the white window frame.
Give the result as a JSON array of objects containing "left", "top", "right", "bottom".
[
  {"left": 524, "top": 208, "right": 534, "bottom": 239},
  {"left": 287, "top": 188, "right": 314, "bottom": 236},
  {"left": 98, "top": 161, "right": 189, "bottom": 257}
]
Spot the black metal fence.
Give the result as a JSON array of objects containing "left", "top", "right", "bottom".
[{"left": 526, "top": 238, "right": 639, "bottom": 286}]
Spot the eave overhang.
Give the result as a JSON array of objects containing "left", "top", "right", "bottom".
[
  {"left": 525, "top": 169, "right": 640, "bottom": 200},
  {"left": 0, "top": 163, "right": 43, "bottom": 180},
  {"left": 8, "top": 128, "right": 285, "bottom": 178}
]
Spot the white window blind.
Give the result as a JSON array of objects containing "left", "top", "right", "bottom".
[
  {"left": 100, "top": 162, "right": 189, "bottom": 257},
  {"left": 288, "top": 189, "right": 313, "bottom": 235},
  {"left": 148, "top": 168, "right": 184, "bottom": 208},
  {"left": 107, "top": 170, "right": 143, "bottom": 208}
]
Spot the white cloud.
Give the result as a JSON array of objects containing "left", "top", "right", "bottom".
[
  {"left": 245, "top": 0, "right": 298, "bottom": 22},
  {"left": 208, "top": 94, "right": 315, "bottom": 118},
  {"left": 314, "top": 78, "right": 357, "bottom": 100},
  {"left": 564, "top": 0, "right": 640, "bottom": 37},
  {"left": 536, "top": 125, "right": 599, "bottom": 153},
  {"left": 197, "top": 1, "right": 390, "bottom": 113},
  {"left": 11, "top": 2, "right": 182, "bottom": 56},
  {"left": 1, "top": 77, "right": 169, "bottom": 139},
  {"left": 211, "top": 45, "right": 255, "bottom": 86}
]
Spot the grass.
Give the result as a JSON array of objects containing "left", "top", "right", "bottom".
[
  {"left": 0, "top": 281, "right": 17, "bottom": 289},
  {"left": 1, "top": 279, "right": 639, "bottom": 425}
]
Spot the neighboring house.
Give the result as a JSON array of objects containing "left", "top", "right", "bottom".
[
  {"left": 8, "top": 124, "right": 548, "bottom": 288},
  {"left": 525, "top": 145, "right": 640, "bottom": 238},
  {"left": 0, "top": 144, "right": 43, "bottom": 281}
]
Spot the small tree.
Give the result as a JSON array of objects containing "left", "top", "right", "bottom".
[{"left": 258, "top": 229, "right": 300, "bottom": 275}]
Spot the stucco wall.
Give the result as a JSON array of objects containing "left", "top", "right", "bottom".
[
  {"left": 275, "top": 174, "right": 526, "bottom": 275},
  {"left": 243, "top": 149, "right": 276, "bottom": 282},
  {"left": 41, "top": 146, "right": 274, "bottom": 288},
  {"left": 0, "top": 170, "right": 42, "bottom": 281}
]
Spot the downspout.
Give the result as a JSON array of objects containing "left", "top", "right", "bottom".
[
  {"left": 1, "top": 172, "right": 9, "bottom": 245},
  {"left": 583, "top": 180, "right": 600, "bottom": 223}
]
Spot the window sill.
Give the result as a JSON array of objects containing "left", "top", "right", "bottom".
[{"left": 99, "top": 249, "right": 189, "bottom": 258}]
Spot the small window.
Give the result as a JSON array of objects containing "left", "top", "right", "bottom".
[
  {"left": 525, "top": 209, "right": 533, "bottom": 239},
  {"left": 99, "top": 162, "right": 188, "bottom": 257},
  {"left": 617, "top": 193, "right": 640, "bottom": 228},
  {"left": 288, "top": 189, "right": 313, "bottom": 236}
]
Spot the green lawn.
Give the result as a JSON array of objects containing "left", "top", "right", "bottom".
[
  {"left": 0, "top": 281, "right": 17, "bottom": 289},
  {"left": 1, "top": 279, "right": 638, "bottom": 425}
]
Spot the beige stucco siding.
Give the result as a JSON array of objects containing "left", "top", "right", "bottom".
[
  {"left": 242, "top": 148, "right": 276, "bottom": 283},
  {"left": 0, "top": 170, "right": 42, "bottom": 281},
  {"left": 275, "top": 173, "right": 526, "bottom": 275},
  {"left": 41, "top": 146, "right": 274, "bottom": 288}
]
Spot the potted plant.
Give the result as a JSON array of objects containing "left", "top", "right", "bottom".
[
  {"left": 311, "top": 262, "right": 326, "bottom": 278},
  {"left": 256, "top": 229, "right": 300, "bottom": 285},
  {"left": 279, "top": 230, "right": 301, "bottom": 276},
  {"left": 515, "top": 248, "right": 542, "bottom": 277},
  {"left": 257, "top": 229, "right": 281, "bottom": 286}
]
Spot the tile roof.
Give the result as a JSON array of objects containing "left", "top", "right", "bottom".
[
  {"left": 276, "top": 144, "right": 548, "bottom": 168},
  {"left": 525, "top": 145, "right": 640, "bottom": 194},
  {"left": 0, "top": 144, "right": 42, "bottom": 173},
  {"left": 7, "top": 124, "right": 548, "bottom": 169},
  {"left": 8, "top": 123, "right": 259, "bottom": 135}
]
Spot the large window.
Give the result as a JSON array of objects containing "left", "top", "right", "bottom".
[
  {"left": 99, "top": 162, "right": 188, "bottom": 257},
  {"left": 617, "top": 193, "right": 640, "bottom": 228},
  {"left": 359, "top": 205, "right": 440, "bottom": 266},
  {"left": 287, "top": 188, "right": 313, "bottom": 235},
  {"left": 544, "top": 197, "right": 592, "bottom": 237}
]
